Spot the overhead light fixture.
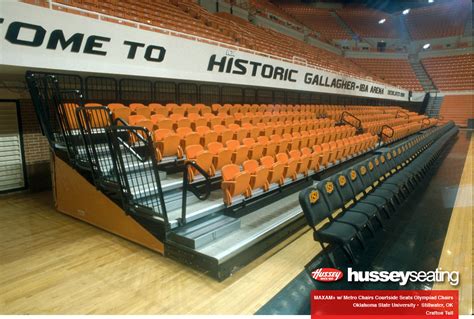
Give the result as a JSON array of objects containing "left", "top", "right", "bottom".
[
  {"left": 378, "top": 18, "right": 386, "bottom": 24},
  {"left": 428, "top": 0, "right": 434, "bottom": 3},
  {"left": 423, "top": 43, "right": 431, "bottom": 49},
  {"left": 402, "top": 9, "right": 410, "bottom": 15}
]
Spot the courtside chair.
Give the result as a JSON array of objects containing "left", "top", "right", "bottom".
[
  {"left": 318, "top": 178, "right": 374, "bottom": 241},
  {"left": 357, "top": 161, "right": 397, "bottom": 212},
  {"left": 352, "top": 164, "right": 394, "bottom": 218},
  {"left": 299, "top": 186, "right": 364, "bottom": 265},
  {"left": 342, "top": 168, "right": 387, "bottom": 227},
  {"left": 330, "top": 171, "right": 383, "bottom": 232}
]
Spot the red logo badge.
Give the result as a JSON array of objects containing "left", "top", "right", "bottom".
[{"left": 311, "top": 268, "right": 344, "bottom": 282}]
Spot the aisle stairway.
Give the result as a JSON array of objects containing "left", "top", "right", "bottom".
[
  {"left": 425, "top": 94, "right": 444, "bottom": 118},
  {"left": 409, "top": 55, "right": 437, "bottom": 92}
]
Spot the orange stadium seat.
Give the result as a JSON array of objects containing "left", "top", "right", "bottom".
[{"left": 221, "top": 164, "right": 252, "bottom": 205}]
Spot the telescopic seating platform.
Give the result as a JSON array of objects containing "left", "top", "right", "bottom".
[
  {"left": 300, "top": 122, "right": 458, "bottom": 265},
  {"left": 26, "top": 71, "right": 440, "bottom": 280}
]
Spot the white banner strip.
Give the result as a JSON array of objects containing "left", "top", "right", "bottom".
[{"left": 0, "top": 1, "right": 409, "bottom": 101}]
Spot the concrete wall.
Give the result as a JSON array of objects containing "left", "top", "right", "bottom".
[
  {"left": 307, "top": 37, "right": 342, "bottom": 55},
  {"left": 310, "top": 2, "right": 343, "bottom": 9},
  {"left": 200, "top": 0, "right": 218, "bottom": 13},
  {"left": 345, "top": 51, "right": 409, "bottom": 59},
  {"left": 254, "top": 15, "right": 305, "bottom": 41},
  {"left": 409, "top": 35, "right": 472, "bottom": 53},
  {"left": 419, "top": 47, "right": 473, "bottom": 59}
]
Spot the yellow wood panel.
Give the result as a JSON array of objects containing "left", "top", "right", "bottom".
[
  {"left": 433, "top": 132, "right": 473, "bottom": 315},
  {"left": 0, "top": 190, "right": 318, "bottom": 314},
  {"left": 52, "top": 155, "right": 164, "bottom": 254}
]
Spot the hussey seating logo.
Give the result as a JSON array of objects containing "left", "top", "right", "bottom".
[{"left": 311, "top": 268, "right": 344, "bottom": 282}]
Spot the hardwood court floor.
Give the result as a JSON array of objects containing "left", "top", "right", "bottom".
[
  {"left": 0, "top": 191, "right": 317, "bottom": 314},
  {"left": 1, "top": 132, "right": 472, "bottom": 314},
  {"left": 433, "top": 130, "right": 473, "bottom": 315}
]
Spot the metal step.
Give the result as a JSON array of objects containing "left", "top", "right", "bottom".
[
  {"left": 195, "top": 191, "right": 303, "bottom": 262},
  {"left": 167, "top": 192, "right": 226, "bottom": 228},
  {"left": 129, "top": 175, "right": 182, "bottom": 199},
  {"left": 165, "top": 190, "right": 307, "bottom": 280},
  {"left": 169, "top": 214, "right": 241, "bottom": 249}
]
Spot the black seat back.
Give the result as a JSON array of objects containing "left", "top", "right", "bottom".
[
  {"left": 374, "top": 156, "right": 385, "bottom": 179},
  {"left": 378, "top": 154, "right": 390, "bottom": 175},
  {"left": 333, "top": 170, "right": 356, "bottom": 205},
  {"left": 356, "top": 163, "right": 372, "bottom": 189},
  {"left": 346, "top": 167, "right": 365, "bottom": 196},
  {"left": 365, "top": 159, "right": 379, "bottom": 184},
  {"left": 299, "top": 186, "right": 331, "bottom": 229},
  {"left": 317, "top": 179, "right": 344, "bottom": 213},
  {"left": 385, "top": 151, "right": 396, "bottom": 170}
]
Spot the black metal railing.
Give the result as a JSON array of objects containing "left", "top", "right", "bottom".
[
  {"left": 26, "top": 72, "right": 87, "bottom": 168},
  {"left": 106, "top": 125, "right": 168, "bottom": 223},
  {"left": 341, "top": 111, "right": 363, "bottom": 133},
  {"left": 26, "top": 72, "right": 66, "bottom": 149},
  {"left": 181, "top": 161, "right": 212, "bottom": 225},
  {"left": 54, "top": 89, "right": 90, "bottom": 169},
  {"left": 380, "top": 125, "right": 395, "bottom": 141},
  {"left": 27, "top": 71, "right": 171, "bottom": 227},
  {"left": 421, "top": 118, "right": 431, "bottom": 128},
  {"left": 76, "top": 106, "right": 120, "bottom": 190},
  {"left": 396, "top": 110, "right": 409, "bottom": 120}
]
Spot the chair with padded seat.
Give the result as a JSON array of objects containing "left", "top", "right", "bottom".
[
  {"left": 350, "top": 164, "right": 393, "bottom": 218},
  {"left": 299, "top": 186, "right": 364, "bottom": 265},
  {"left": 325, "top": 174, "right": 379, "bottom": 234}
]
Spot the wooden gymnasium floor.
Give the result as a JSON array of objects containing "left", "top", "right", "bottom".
[{"left": 0, "top": 131, "right": 472, "bottom": 315}]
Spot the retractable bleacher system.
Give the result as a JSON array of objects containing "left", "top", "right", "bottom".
[{"left": 27, "top": 71, "right": 447, "bottom": 280}]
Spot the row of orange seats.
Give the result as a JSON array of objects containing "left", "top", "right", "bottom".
[
  {"left": 362, "top": 118, "right": 409, "bottom": 135},
  {"left": 381, "top": 120, "right": 438, "bottom": 143},
  {"left": 126, "top": 111, "right": 319, "bottom": 128},
  {"left": 128, "top": 114, "right": 335, "bottom": 137},
  {"left": 153, "top": 121, "right": 356, "bottom": 162},
  {"left": 186, "top": 133, "right": 377, "bottom": 205},
  {"left": 89, "top": 102, "right": 322, "bottom": 122},
  {"left": 325, "top": 107, "right": 403, "bottom": 121},
  {"left": 211, "top": 103, "right": 320, "bottom": 115},
  {"left": 99, "top": 102, "right": 212, "bottom": 118},
  {"left": 218, "top": 134, "right": 377, "bottom": 205}
]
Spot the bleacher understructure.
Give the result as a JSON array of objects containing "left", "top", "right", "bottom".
[{"left": 9, "top": 0, "right": 469, "bottom": 279}]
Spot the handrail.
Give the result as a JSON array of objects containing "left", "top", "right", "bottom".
[
  {"left": 341, "top": 111, "right": 363, "bottom": 132},
  {"left": 396, "top": 110, "right": 409, "bottom": 120},
  {"left": 75, "top": 105, "right": 115, "bottom": 188},
  {"left": 380, "top": 125, "right": 395, "bottom": 140},
  {"left": 48, "top": 79, "right": 87, "bottom": 166},
  {"left": 106, "top": 125, "right": 168, "bottom": 224},
  {"left": 421, "top": 118, "right": 431, "bottom": 128},
  {"left": 115, "top": 125, "right": 155, "bottom": 163},
  {"left": 181, "top": 160, "right": 212, "bottom": 226},
  {"left": 114, "top": 118, "right": 149, "bottom": 144}
]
